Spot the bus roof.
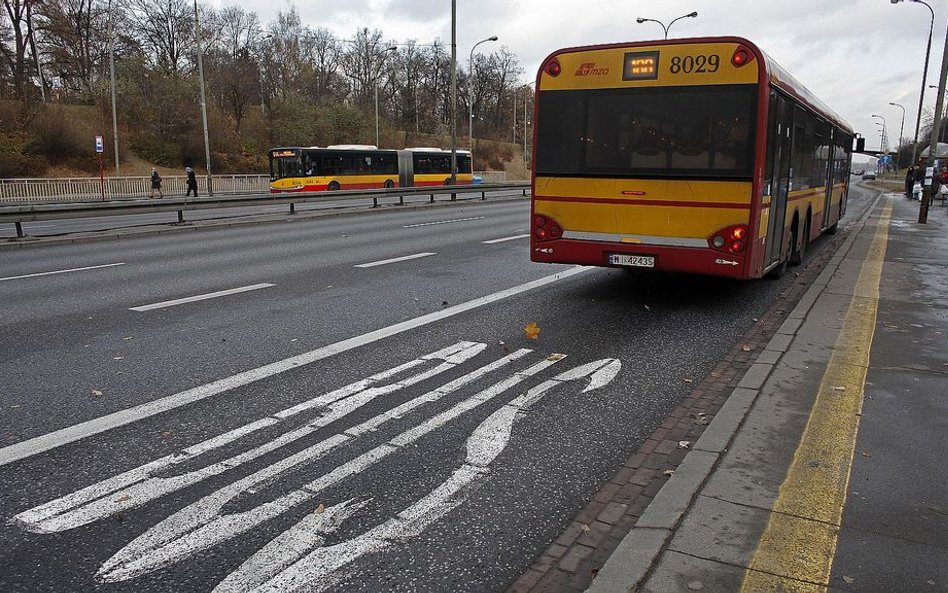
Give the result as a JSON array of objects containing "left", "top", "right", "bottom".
[{"left": 538, "top": 36, "right": 852, "bottom": 136}]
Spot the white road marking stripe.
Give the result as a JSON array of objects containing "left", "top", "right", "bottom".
[
  {"left": 353, "top": 252, "right": 435, "bottom": 268},
  {"left": 0, "top": 266, "right": 588, "bottom": 468},
  {"left": 216, "top": 357, "right": 621, "bottom": 593},
  {"left": 402, "top": 216, "right": 485, "bottom": 228},
  {"left": 13, "top": 342, "right": 486, "bottom": 534},
  {"left": 482, "top": 233, "right": 530, "bottom": 244},
  {"left": 129, "top": 283, "right": 275, "bottom": 312},
  {"left": 0, "top": 262, "right": 126, "bottom": 282},
  {"left": 97, "top": 351, "right": 556, "bottom": 583}
]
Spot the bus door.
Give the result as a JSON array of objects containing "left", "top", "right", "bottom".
[
  {"left": 397, "top": 150, "right": 414, "bottom": 187},
  {"left": 821, "top": 131, "right": 837, "bottom": 229},
  {"left": 765, "top": 93, "right": 793, "bottom": 266}
]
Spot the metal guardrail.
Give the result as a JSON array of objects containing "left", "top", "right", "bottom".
[
  {"left": 0, "top": 183, "right": 531, "bottom": 238},
  {"left": 0, "top": 172, "right": 512, "bottom": 204},
  {"left": 0, "top": 175, "right": 271, "bottom": 204}
]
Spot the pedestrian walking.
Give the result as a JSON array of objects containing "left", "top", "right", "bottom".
[
  {"left": 913, "top": 160, "right": 926, "bottom": 201},
  {"left": 185, "top": 166, "right": 198, "bottom": 197},
  {"left": 905, "top": 165, "right": 915, "bottom": 199},
  {"left": 149, "top": 167, "right": 163, "bottom": 198}
]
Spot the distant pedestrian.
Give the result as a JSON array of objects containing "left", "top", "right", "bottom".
[
  {"left": 905, "top": 166, "right": 915, "bottom": 199},
  {"left": 185, "top": 166, "right": 198, "bottom": 197},
  {"left": 913, "top": 160, "right": 926, "bottom": 201},
  {"left": 149, "top": 167, "right": 163, "bottom": 198}
]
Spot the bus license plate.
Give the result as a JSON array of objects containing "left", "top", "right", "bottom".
[{"left": 609, "top": 254, "right": 655, "bottom": 268}]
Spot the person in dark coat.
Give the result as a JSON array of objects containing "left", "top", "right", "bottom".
[
  {"left": 905, "top": 165, "right": 915, "bottom": 199},
  {"left": 913, "top": 159, "right": 926, "bottom": 201},
  {"left": 185, "top": 166, "right": 198, "bottom": 197},
  {"left": 149, "top": 167, "right": 163, "bottom": 198}
]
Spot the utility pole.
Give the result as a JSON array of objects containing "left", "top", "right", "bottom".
[
  {"left": 194, "top": 0, "right": 213, "bottom": 196},
  {"left": 108, "top": 4, "right": 120, "bottom": 176},
  {"left": 920, "top": 15, "right": 948, "bottom": 223},
  {"left": 450, "top": 0, "right": 457, "bottom": 191}
]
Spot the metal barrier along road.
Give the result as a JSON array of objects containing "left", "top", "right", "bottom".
[
  {"left": 0, "top": 183, "right": 531, "bottom": 239},
  {"left": 0, "top": 175, "right": 271, "bottom": 204}
]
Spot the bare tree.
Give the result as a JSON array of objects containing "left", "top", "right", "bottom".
[
  {"left": 122, "top": 0, "right": 193, "bottom": 75},
  {"left": 38, "top": 0, "right": 111, "bottom": 100},
  {"left": 1, "top": 0, "right": 42, "bottom": 99}
]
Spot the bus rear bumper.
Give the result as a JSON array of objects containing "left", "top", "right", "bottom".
[{"left": 530, "top": 239, "right": 748, "bottom": 279}]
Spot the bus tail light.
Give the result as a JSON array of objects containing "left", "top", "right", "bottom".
[
  {"left": 731, "top": 45, "right": 755, "bottom": 68},
  {"left": 710, "top": 225, "right": 749, "bottom": 254},
  {"left": 545, "top": 58, "right": 562, "bottom": 77},
  {"left": 534, "top": 214, "right": 563, "bottom": 242}
]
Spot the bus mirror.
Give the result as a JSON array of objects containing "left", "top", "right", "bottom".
[{"left": 855, "top": 137, "right": 865, "bottom": 152}]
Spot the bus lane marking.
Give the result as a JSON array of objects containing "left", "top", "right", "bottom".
[
  {"left": 12, "top": 342, "right": 489, "bottom": 534},
  {"left": 0, "top": 266, "right": 588, "bottom": 468},
  {"left": 96, "top": 352, "right": 567, "bottom": 582},
  {"left": 353, "top": 252, "right": 436, "bottom": 268},
  {"left": 482, "top": 233, "right": 530, "bottom": 244},
  {"left": 214, "top": 358, "right": 622, "bottom": 593},
  {"left": 739, "top": 201, "right": 891, "bottom": 591},
  {"left": 402, "top": 216, "right": 486, "bottom": 228},
  {"left": 0, "top": 262, "right": 126, "bottom": 282},
  {"left": 129, "top": 283, "right": 275, "bottom": 312}
]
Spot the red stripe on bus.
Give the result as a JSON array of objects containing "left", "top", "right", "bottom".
[{"left": 535, "top": 196, "right": 751, "bottom": 209}]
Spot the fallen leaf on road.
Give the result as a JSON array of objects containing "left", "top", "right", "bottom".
[
  {"left": 683, "top": 378, "right": 693, "bottom": 384},
  {"left": 832, "top": 386, "right": 847, "bottom": 392},
  {"left": 580, "top": 524, "right": 591, "bottom": 534},
  {"left": 663, "top": 469, "right": 675, "bottom": 477},
  {"left": 315, "top": 503, "right": 325, "bottom": 514},
  {"left": 122, "top": 336, "right": 133, "bottom": 341},
  {"left": 678, "top": 441, "right": 691, "bottom": 449},
  {"left": 524, "top": 322, "right": 541, "bottom": 340},
  {"left": 842, "top": 576, "right": 855, "bottom": 584},
  {"left": 91, "top": 389, "right": 104, "bottom": 397},
  {"left": 114, "top": 495, "right": 131, "bottom": 503},
  {"left": 546, "top": 353, "right": 565, "bottom": 361},
  {"left": 644, "top": 304, "right": 651, "bottom": 311},
  {"left": 861, "top": 451, "right": 871, "bottom": 458},
  {"left": 741, "top": 345, "right": 752, "bottom": 352},
  {"left": 160, "top": 431, "right": 173, "bottom": 439}
]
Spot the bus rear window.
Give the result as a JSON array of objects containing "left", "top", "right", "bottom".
[{"left": 535, "top": 85, "right": 757, "bottom": 178}]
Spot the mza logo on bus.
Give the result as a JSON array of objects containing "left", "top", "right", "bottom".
[{"left": 575, "top": 62, "right": 609, "bottom": 76}]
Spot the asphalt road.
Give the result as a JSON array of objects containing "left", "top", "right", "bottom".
[{"left": 0, "top": 186, "right": 875, "bottom": 593}]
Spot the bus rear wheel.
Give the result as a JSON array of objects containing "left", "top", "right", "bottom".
[
  {"left": 384, "top": 179, "right": 394, "bottom": 189},
  {"left": 444, "top": 178, "right": 453, "bottom": 186},
  {"left": 789, "top": 220, "right": 808, "bottom": 266},
  {"left": 328, "top": 181, "right": 340, "bottom": 191}
]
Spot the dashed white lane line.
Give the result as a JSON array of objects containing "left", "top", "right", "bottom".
[
  {"left": 129, "top": 283, "right": 276, "bottom": 312},
  {"left": 482, "top": 233, "right": 530, "bottom": 244},
  {"left": 0, "top": 266, "right": 589, "bottom": 467},
  {"left": 402, "top": 216, "right": 485, "bottom": 228},
  {"left": 0, "top": 262, "right": 126, "bottom": 282},
  {"left": 354, "top": 253, "right": 436, "bottom": 268}
]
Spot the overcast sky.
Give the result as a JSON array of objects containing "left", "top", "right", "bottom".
[{"left": 215, "top": 0, "right": 948, "bottom": 156}]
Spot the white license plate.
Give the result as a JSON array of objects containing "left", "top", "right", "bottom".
[{"left": 609, "top": 254, "right": 655, "bottom": 268}]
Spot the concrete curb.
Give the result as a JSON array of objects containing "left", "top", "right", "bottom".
[
  {"left": 0, "top": 193, "right": 528, "bottom": 251},
  {"left": 586, "top": 189, "right": 887, "bottom": 593}
]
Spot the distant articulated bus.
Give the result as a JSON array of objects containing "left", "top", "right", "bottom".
[
  {"left": 269, "top": 146, "right": 473, "bottom": 192},
  {"left": 530, "top": 36, "right": 853, "bottom": 279}
]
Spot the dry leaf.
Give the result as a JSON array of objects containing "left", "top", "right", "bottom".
[
  {"left": 741, "top": 345, "right": 752, "bottom": 352},
  {"left": 114, "top": 495, "right": 131, "bottom": 503},
  {"left": 832, "top": 386, "right": 847, "bottom": 392},
  {"left": 122, "top": 336, "right": 133, "bottom": 341},
  {"left": 580, "top": 523, "right": 591, "bottom": 534},
  {"left": 678, "top": 441, "right": 691, "bottom": 449},
  {"left": 663, "top": 469, "right": 675, "bottom": 477},
  {"left": 91, "top": 389, "right": 104, "bottom": 397},
  {"left": 861, "top": 451, "right": 871, "bottom": 458},
  {"left": 160, "top": 431, "right": 173, "bottom": 439},
  {"left": 683, "top": 378, "right": 693, "bottom": 384},
  {"left": 842, "top": 576, "right": 855, "bottom": 584},
  {"left": 524, "top": 322, "right": 541, "bottom": 340},
  {"left": 315, "top": 503, "right": 325, "bottom": 514},
  {"left": 546, "top": 353, "right": 565, "bottom": 361},
  {"left": 644, "top": 304, "right": 651, "bottom": 311}
]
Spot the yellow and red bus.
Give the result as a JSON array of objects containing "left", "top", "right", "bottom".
[
  {"left": 530, "top": 37, "right": 852, "bottom": 279},
  {"left": 269, "top": 146, "right": 473, "bottom": 192}
]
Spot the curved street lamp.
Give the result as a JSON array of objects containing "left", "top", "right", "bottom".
[
  {"left": 635, "top": 11, "right": 698, "bottom": 39},
  {"left": 889, "top": 101, "right": 906, "bottom": 169},
  {"left": 469, "top": 35, "right": 498, "bottom": 161},
  {"left": 891, "top": 0, "right": 934, "bottom": 165},
  {"left": 872, "top": 114, "right": 888, "bottom": 153}
]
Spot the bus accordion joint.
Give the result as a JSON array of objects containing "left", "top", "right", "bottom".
[
  {"left": 710, "top": 225, "right": 749, "bottom": 254},
  {"left": 533, "top": 215, "right": 563, "bottom": 241}
]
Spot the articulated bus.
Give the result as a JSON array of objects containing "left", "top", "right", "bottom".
[
  {"left": 269, "top": 146, "right": 473, "bottom": 192},
  {"left": 530, "top": 37, "right": 853, "bottom": 279}
]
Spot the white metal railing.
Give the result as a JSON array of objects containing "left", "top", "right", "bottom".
[{"left": 0, "top": 175, "right": 271, "bottom": 204}]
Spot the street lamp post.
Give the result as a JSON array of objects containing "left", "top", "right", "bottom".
[
  {"left": 108, "top": 1, "right": 119, "bottom": 176},
  {"left": 450, "top": 0, "right": 457, "bottom": 190},
  {"left": 889, "top": 101, "right": 906, "bottom": 169},
  {"left": 920, "top": 12, "right": 948, "bottom": 223},
  {"left": 469, "top": 35, "right": 498, "bottom": 163},
  {"left": 635, "top": 11, "right": 698, "bottom": 39},
  {"left": 375, "top": 46, "right": 398, "bottom": 147},
  {"left": 891, "top": 0, "right": 934, "bottom": 165},
  {"left": 872, "top": 114, "right": 888, "bottom": 176},
  {"left": 193, "top": 0, "right": 212, "bottom": 196}
]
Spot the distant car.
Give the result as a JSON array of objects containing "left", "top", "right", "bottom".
[
  {"left": 853, "top": 169, "right": 864, "bottom": 176},
  {"left": 472, "top": 175, "right": 483, "bottom": 185},
  {"left": 862, "top": 171, "right": 876, "bottom": 180}
]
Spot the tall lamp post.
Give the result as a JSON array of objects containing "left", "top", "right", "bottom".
[
  {"left": 108, "top": 1, "right": 119, "bottom": 176},
  {"left": 375, "top": 46, "right": 397, "bottom": 147},
  {"left": 635, "top": 11, "right": 698, "bottom": 39},
  {"left": 450, "top": 0, "right": 457, "bottom": 189},
  {"left": 891, "top": 0, "right": 934, "bottom": 165},
  {"left": 889, "top": 101, "right": 906, "bottom": 169},
  {"left": 194, "top": 0, "right": 212, "bottom": 196},
  {"left": 872, "top": 114, "right": 888, "bottom": 176},
  {"left": 469, "top": 35, "right": 498, "bottom": 162}
]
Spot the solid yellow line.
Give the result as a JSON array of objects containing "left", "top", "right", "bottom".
[{"left": 739, "top": 199, "right": 892, "bottom": 592}]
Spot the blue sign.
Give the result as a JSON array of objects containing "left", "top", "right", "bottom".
[{"left": 95, "top": 135, "right": 104, "bottom": 153}]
